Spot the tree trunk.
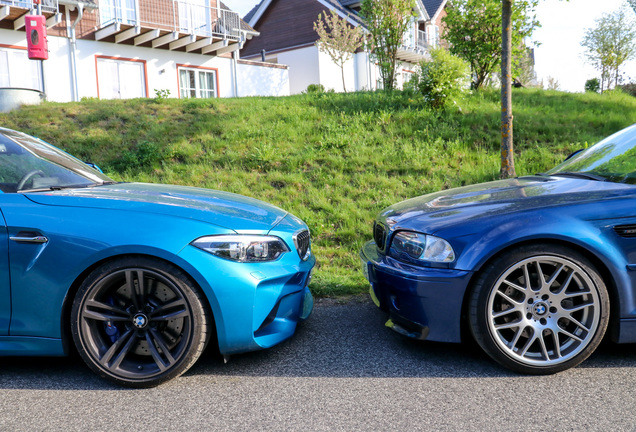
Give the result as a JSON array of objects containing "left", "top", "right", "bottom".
[
  {"left": 500, "top": 0, "right": 516, "bottom": 179},
  {"left": 341, "top": 65, "right": 347, "bottom": 93}
]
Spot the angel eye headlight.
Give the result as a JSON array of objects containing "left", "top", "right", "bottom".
[
  {"left": 390, "top": 231, "right": 455, "bottom": 263},
  {"left": 192, "top": 235, "right": 290, "bottom": 262}
]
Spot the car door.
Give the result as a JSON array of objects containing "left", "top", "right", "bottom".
[{"left": 0, "top": 205, "right": 10, "bottom": 335}]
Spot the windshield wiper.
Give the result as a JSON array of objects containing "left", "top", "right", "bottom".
[
  {"left": 18, "top": 183, "right": 100, "bottom": 193},
  {"left": 548, "top": 172, "right": 607, "bottom": 182}
]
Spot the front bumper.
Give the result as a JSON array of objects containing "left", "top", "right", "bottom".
[
  {"left": 178, "top": 243, "right": 315, "bottom": 356},
  {"left": 360, "top": 241, "right": 473, "bottom": 343}
]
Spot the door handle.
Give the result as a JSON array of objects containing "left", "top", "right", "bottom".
[{"left": 10, "top": 235, "right": 48, "bottom": 244}]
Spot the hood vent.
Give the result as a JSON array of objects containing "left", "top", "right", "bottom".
[{"left": 614, "top": 224, "right": 636, "bottom": 238}]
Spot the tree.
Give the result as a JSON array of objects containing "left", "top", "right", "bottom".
[
  {"left": 629, "top": 0, "right": 636, "bottom": 13},
  {"left": 585, "top": 78, "right": 601, "bottom": 93},
  {"left": 443, "top": 0, "right": 539, "bottom": 90},
  {"left": 411, "top": 48, "right": 470, "bottom": 109},
  {"left": 313, "top": 10, "right": 365, "bottom": 92},
  {"left": 501, "top": 0, "right": 515, "bottom": 178},
  {"left": 581, "top": 6, "right": 636, "bottom": 92},
  {"left": 360, "top": 0, "right": 415, "bottom": 91}
]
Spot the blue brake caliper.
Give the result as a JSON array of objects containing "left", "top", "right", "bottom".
[{"left": 103, "top": 297, "right": 120, "bottom": 343}]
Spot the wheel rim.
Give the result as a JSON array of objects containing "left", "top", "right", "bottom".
[
  {"left": 79, "top": 268, "right": 193, "bottom": 381},
  {"left": 487, "top": 255, "right": 601, "bottom": 367}
]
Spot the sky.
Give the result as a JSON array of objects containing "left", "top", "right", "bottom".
[{"left": 228, "top": 0, "right": 636, "bottom": 93}]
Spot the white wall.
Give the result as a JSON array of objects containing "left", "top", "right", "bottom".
[
  {"left": 270, "top": 45, "right": 389, "bottom": 94},
  {"left": 74, "top": 38, "right": 236, "bottom": 100},
  {"left": 277, "top": 45, "right": 320, "bottom": 94},
  {"left": 237, "top": 61, "right": 289, "bottom": 97},
  {"left": 317, "top": 49, "right": 357, "bottom": 93},
  {"left": 354, "top": 51, "right": 378, "bottom": 91},
  {"left": 1, "top": 28, "right": 290, "bottom": 102},
  {"left": 43, "top": 34, "right": 73, "bottom": 102}
]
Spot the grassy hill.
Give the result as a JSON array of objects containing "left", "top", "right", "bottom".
[{"left": 1, "top": 88, "right": 635, "bottom": 296}]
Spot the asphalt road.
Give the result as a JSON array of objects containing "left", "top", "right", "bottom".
[{"left": 1, "top": 297, "right": 635, "bottom": 431}]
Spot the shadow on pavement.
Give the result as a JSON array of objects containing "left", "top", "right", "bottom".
[{"left": 0, "top": 299, "right": 634, "bottom": 390}]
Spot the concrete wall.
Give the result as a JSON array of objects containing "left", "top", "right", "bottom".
[
  {"left": 277, "top": 45, "right": 320, "bottom": 94},
  {"left": 237, "top": 61, "right": 289, "bottom": 97}
]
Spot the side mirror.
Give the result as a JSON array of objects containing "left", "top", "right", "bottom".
[{"left": 84, "top": 162, "right": 103, "bottom": 173}]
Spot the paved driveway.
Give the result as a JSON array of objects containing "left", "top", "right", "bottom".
[{"left": 1, "top": 298, "right": 635, "bottom": 431}]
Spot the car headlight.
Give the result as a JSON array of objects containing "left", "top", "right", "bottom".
[
  {"left": 390, "top": 231, "right": 455, "bottom": 263},
  {"left": 191, "top": 235, "right": 290, "bottom": 262}
]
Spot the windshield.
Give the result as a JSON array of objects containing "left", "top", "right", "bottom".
[
  {"left": 546, "top": 124, "right": 636, "bottom": 184},
  {"left": 0, "top": 129, "right": 114, "bottom": 193}
]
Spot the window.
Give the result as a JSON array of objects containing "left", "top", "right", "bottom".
[
  {"left": 96, "top": 57, "right": 146, "bottom": 99},
  {"left": 427, "top": 25, "right": 439, "bottom": 48},
  {"left": 0, "top": 47, "right": 43, "bottom": 91},
  {"left": 100, "top": 0, "right": 138, "bottom": 26},
  {"left": 178, "top": 67, "right": 217, "bottom": 99}
]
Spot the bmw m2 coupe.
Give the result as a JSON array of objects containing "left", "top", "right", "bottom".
[{"left": 0, "top": 127, "right": 314, "bottom": 387}]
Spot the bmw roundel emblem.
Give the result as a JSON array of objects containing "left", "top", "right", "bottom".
[
  {"left": 133, "top": 314, "right": 148, "bottom": 329},
  {"left": 534, "top": 303, "right": 547, "bottom": 316}
]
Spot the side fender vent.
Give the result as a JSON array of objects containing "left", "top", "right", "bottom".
[{"left": 614, "top": 224, "right": 636, "bottom": 238}]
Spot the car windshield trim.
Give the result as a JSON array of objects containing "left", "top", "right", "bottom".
[{"left": 549, "top": 171, "right": 608, "bottom": 181}]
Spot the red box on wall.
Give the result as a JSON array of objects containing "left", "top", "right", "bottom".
[{"left": 25, "top": 15, "right": 48, "bottom": 60}]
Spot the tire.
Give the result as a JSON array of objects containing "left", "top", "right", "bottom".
[
  {"left": 469, "top": 244, "right": 609, "bottom": 374},
  {"left": 71, "top": 256, "right": 209, "bottom": 387}
]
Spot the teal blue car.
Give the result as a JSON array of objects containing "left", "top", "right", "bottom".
[{"left": 0, "top": 127, "right": 314, "bottom": 387}]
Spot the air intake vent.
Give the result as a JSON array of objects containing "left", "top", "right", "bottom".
[
  {"left": 374, "top": 222, "right": 387, "bottom": 251},
  {"left": 293, "top": 230, "right": 311, "bottom": 261},
  {"left": 614, "top": 224, "right": 636, "bottom": 238}
]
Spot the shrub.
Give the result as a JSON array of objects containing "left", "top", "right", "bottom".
[
  {"left": 306, "top": 83, "right": 325, "bottom": 94},
  {"left": 618, "top": 83, "right": 636, "bottom": 97},
  {"left": 154, "top": 88, "right": 171, "bottom": 100},
  {"left": 584, "top": 78, "right": 600, "bottom": 93},
  {"left": 411, "top": 48, "right": 470, "bottom": 109}
]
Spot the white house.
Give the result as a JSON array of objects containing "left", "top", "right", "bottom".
[
  {"left": 0, "top": 0, "right": 291, "bottom": 103},
  {"left": 240, "top": 0, "right": 447, "bottom": 94}
]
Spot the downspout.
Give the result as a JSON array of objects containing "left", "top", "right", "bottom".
[
  {"left": 67, "top": 3, "right": 84, "bottom": 102},
  {"left": 36, "top": 2, "right": 46, "bottom": 97},
  {"left": 232, "top": 49, "right": 238, "bottom": 97}
]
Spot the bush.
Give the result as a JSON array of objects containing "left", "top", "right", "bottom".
[
  {"left": 584, "top": 78, "right": 600, "bottom": 93},
  {"left": 411, "top": 48, "right": 469, "bottom": 109},
  {"left": 618, "top": 83, "right": 636, "bottom": 97},
  {"left": 306, "top": 83, "right": 325, "bottom": 94}
]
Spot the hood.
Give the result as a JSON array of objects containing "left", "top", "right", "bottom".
[
  {"left": 25, "top": 182, "right": 288, "bottom": 232},
  {"left": 380, "top": 175, "right": 636, "bottom": 233}
]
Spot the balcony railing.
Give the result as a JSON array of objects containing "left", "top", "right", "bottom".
[
  {"left": 99, "top": 0, "right": 241, "bottom": 40},
  {"left": 417, "top": 30, "right": 429, "bottom": 50},
  {"left": 0, "top": 0, "right": 58, "bottom": 14}
]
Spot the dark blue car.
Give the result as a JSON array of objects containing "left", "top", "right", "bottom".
[{"left": 361, "top": 124, "right": 636, "bottom": 374}]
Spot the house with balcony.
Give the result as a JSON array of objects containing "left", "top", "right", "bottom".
[
  {"left": 240, "top": 0, "right": 446, "bottom": 94},
  {"left": 0, "top": 0, "right": 290, "bottom": 103}
]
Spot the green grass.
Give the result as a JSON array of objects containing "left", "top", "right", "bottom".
[{"left": 1, "top": 88, "right": 635, "bottom": 296}]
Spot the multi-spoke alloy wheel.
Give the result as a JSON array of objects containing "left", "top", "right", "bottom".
[
  {"left": 469, "top": 245, "right": 609, "bottom": 374},
  {"left": 71, "top": 257, "right": 209, "bottom": 387}
]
